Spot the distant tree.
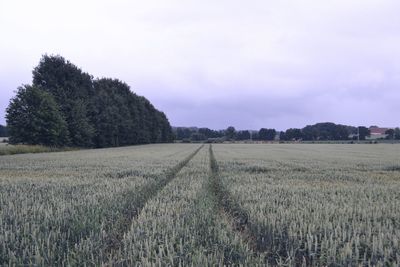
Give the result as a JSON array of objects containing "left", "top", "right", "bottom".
[
  {"left": 268, "top": 129, "right": 277, "bottom": 140},
  {"left": 279, "top": 131, "right": 286, "bottom": 141},
  {"left": 395, "top": 128, "right": 400, "bottom": 140},
  {"left": 358, "top": 126, "right": 370, "bottom": 140},
  {"left": 190, "top": 132, "right": 206, "bottom": 141},
  {"left": 385, "top": 129, "right": 395, "bottom": 140},
  {"left": 259, "top": 128, "right": 268, "bottom": 140},
  {"left": 302, "top": 125, "right": 319, "bottom": 141},
  {"left": 175, "top": 128, "right": 183, "bottom": 140},
  {"left": 176, "top": 127, "right": 193, "bottom": 140},
  {"left": 333, "top": 124, "right": 349, "bottom": 140},
  {"left": 301, "top": 122, "right": 349, "bottom": 140},
  {"left": 251, "top": 131, "right": 259, "bottom": 140},
  {"left": 6, "top": 85, "right": 69, "bottom": 146},
  {"left": 225, "top": 126, "right": 236, "bottom": 140},
  {"left": 198, "top": 128, "right": 212, "bottom": 139},
  {"left": 259, "top": 128, "right": 276, "bottom": 141},
  {"left": 236, "top": 130, "right": 251, "bottom": 140},
  {"left": 346, "top": 126, "right": 358, "bottom": 135},
  {"left": 285, "top": 128, "right": 303, "bottom": 140},
  {"left": 198, "top": 128, "right": 222, "bottom": 139},
  {"left": 0, "top": 125, "right": 8, "bottom": 137}
]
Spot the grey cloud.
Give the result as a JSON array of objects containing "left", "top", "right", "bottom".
[{"left": 0, "top": 0, "right": 399, "bottom": 128}]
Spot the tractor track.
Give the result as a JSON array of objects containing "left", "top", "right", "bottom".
[
  {"left": 208, "top": 144, "right": 310, "bottom": 266},
  {"left": 103, "top": 144, "right": 204, "bottom": 257}
]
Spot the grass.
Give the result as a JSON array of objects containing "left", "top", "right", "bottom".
[
  {"left": 0, "top": 144, "right": 74, "bottom": 156},
  {"left": 0, "top": 143, "right": 399, "bottom": 266}
]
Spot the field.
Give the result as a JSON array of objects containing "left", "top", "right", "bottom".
[
  {"left": 0, "top": 142, "right": 73, "bottom": 156},
  {"left": 0, "top": 143, "right": 399, "bottom": 266}
]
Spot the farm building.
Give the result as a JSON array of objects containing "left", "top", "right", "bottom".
[{"left": 367, "top": 126, "right": 390, "bottom": 139}]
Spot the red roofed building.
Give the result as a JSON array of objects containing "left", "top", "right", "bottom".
[{"left": 368, "top": 126, "right": 391, "bottom": 139}]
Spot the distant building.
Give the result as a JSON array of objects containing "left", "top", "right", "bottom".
[{"left": 367, "top": 126, "right": 391, "bottom": 139}]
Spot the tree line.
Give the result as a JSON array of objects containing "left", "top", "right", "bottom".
[
  {"left": 280, "top": 123, "right": 399, "bottom": 141},
  {"left": 173, "top": 126, "right": 275, "bottom": 142},
  {"left": 384, "top": 128, "right": 400, "bottom": 140},
  {"left": 280, "top": 123, "right": 358, "bottom": 141},
  {"left": 174, "top": 122, "right": 400, "bottom": 142},
  {"left": 6, "top": 55, "right": 173, "bottom": 147}
]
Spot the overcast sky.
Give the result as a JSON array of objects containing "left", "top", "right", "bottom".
[{"left": 1, "top": 0, "right": 399, "bottom": 130}]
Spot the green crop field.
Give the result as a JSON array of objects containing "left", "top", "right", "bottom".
[{"left": 0, "top": 143, "right": 399, "bottom": 266}]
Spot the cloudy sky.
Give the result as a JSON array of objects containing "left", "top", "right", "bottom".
[{"left": 1, "top": 0, "right": 399, "bottom": 130}]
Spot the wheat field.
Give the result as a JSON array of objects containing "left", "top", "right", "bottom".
[{"left": 0, "top": 143, "right": 399, "bottom": 266}]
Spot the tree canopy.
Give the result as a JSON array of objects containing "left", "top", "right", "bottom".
[
  {"left": 385, "top": 129, "right": 395, "bottom": 140},
  {"left": 6, "top": 55, "right": 173, "bottom": 147},
  {"left": 358, "top": 126, "right": 370, "bottom": 140},
  {"left": 302, "top": 122, "right": 350, "bottom": 141},
  {"left": 173, "top": 127, "right": 225, "bottom": 142},
  {"left": 236, "top": 130, "right": 251, "bottom": 141},
  {"left": 225, "top": 126, "right": 236, "bottom": 140},
  {"left": 6, "top": 85, "right": 69, "bottom": 146},
  {"left": 172, "top": 123, "right": 398, "bottom": 143},
  {"left": 0, "top": 125, "right": 8, "bottom": 137},
  {"left": 258, "top": 128, "right": 276, "bottom": 141},
  {"left": 282, "top": 128, "right": 303, "bottom": 141},
  {"left": 395, "top": 128, "right": 400, "bottom": 140}
]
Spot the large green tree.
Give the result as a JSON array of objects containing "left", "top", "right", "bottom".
[
  {"left": 92, "top": 78, "right": 173, "bottom": 147},
  {"left": 6, "top": 85, "right": 69, "bottom": 146},
  {"left": 7, "top": 55, "right": 174, "bottom": 148},
  {"left": 32, "top": 55, "right": 95, "bottom": 146},
  {"left": 92, "top": 78, "right": 136, "bottom": 147}
]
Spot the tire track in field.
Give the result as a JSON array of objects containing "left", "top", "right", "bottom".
[
  {"left": 104, "top": 144, "right": 204, "bottom": 254},
  {"left": 208, "top": 144, "right": 309, "bottom": 265}
]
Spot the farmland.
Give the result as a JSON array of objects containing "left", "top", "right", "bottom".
[{"left": 0, "top": 143, "right": 399, "bottom": 266}]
